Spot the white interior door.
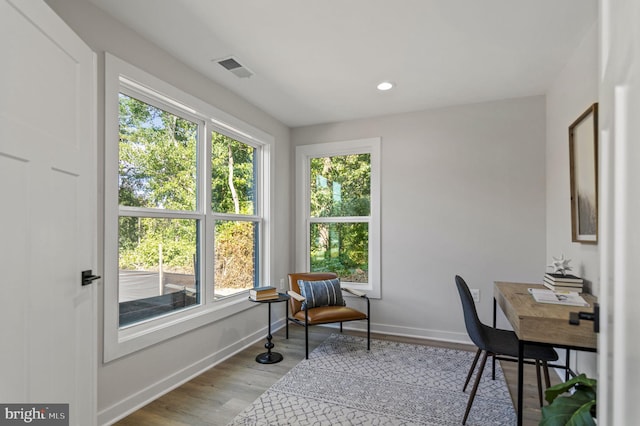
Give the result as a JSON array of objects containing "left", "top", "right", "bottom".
[
  {"left": 599, "top": 0, "right": 640, "bottom": 424},
  {"left": 0, "top": 0, "right": 97, "bottom": 424}
]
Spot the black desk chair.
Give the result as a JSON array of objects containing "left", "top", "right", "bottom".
[{"left": 455, "top": 275, "right": 558, "bottom": 425}]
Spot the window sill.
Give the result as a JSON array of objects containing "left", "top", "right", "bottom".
[{"left": 104, "top": 292, "right": 255, "bottom": 363}]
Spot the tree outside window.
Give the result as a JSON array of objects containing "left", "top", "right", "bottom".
[
  {"left": 211, "top": 133, "right": 259, "bottom": 297},
  {"left": 296, "top": 138, "right": 381, "bottom": 297},
  {"left": 117, "top": 93, "right": 262, "bottom": 326},
  {"left": 309, "top": 154, "right": 370, "bottom": 282}
]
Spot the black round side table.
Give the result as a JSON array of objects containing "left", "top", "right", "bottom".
[{"left": 249, "top": 293, "right": 290, "bottom": 364}]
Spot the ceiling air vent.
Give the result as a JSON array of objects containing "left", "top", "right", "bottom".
[{"left": 215, "top": 56, "right": 254, "bottom": 79}]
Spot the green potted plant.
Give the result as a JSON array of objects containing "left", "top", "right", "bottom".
[{"left": 539, "top": 374, "right": 597, "bottom": 425}]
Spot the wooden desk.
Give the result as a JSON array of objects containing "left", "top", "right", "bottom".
[{"left": 494, "top": 281, "right": 597, "bottom": 426}]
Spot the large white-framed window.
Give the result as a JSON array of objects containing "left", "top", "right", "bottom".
[
  {"left": 104, "top": 54, "right": 272, "bottom": 361},
  {"left": 295, "top": 138, "right": 381, "bottom": 298}
]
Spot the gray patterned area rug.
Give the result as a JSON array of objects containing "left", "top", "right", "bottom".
[{"left": 229, "top": 334, "right": 516, "bottom": 425}]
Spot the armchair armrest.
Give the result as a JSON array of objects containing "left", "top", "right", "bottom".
[
  {"left": 342, "top": 287, "right": 367, "bottom": 298},
  {"left": 287, "top": 290, "right": 306, "bottom": 302}
]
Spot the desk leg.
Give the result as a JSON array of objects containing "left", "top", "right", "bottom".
[
  {"left": 256, "top": 302, "right": 283, "bottom": 364},
  {"left": 492, "top": 297, "right": 497, "bottom": 327},
  {"left": 517, "top": 339, "right": 524, "bottom": 426},
  {"left": 492, "top": 298, "right": 497, "bottom": 380}
]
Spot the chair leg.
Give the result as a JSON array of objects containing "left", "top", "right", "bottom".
[
  {"left": 366, "top": 297, "right": 370, "bottom": 351},
  {"left": 543, "top": 360, "right": 551, "bottom": 389},
  {"left": 305, "top": 308, "right": 309, "bottom": 359},
  {"left": 463, "top": 350, "right": 488, "bottom": 425},
  {"left": 492, "top": 353, "right": 496, "bottom": 380},
  {"left": 463, "top": 348, "right": 482, "bottom": 392},
  {"left": 540, "top": 360, "right": 552, "bottom": 406},
  {"left": 305, "top": 325, "right": 309, "bottom": 359},
  {"left": 536, "top": 360, "right": 544, "bottom": 407},
  {"left": 340, "top": 322, "right": 343, "bottom": 333},
  {"left": 367, "top": 316, "right": 370, "bottom": 351}
]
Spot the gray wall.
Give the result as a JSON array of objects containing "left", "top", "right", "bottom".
[
  {"left": 546, "top": 22, "right": 599, "bottom": 377},
  {"left": 291, "top": 96, "right": 547, "bottom": 339},
  {"left": 546, "top": 23, "right": 599, "bottom": 291},
  {"left": 45, "top": 0, "right": 292, "bottom": 423}
]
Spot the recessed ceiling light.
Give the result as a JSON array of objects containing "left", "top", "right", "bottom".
[{"left": 377, "top": 81, "right": 394, "bottom": 91}]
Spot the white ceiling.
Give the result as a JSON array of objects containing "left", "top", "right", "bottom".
[{"left": 87, "top": 0, "right": 597, "bottom": 127}]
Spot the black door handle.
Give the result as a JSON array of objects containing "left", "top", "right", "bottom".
[
  {"left": 81, "top": 270, "right": 101, "bottom": 286},
  {"left": 569, "top": 303, "right": 599, "bottom": 333}
]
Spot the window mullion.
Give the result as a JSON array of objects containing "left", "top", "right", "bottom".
[{"left": 203, "top": 122, "right": 215, "bottom": 304}]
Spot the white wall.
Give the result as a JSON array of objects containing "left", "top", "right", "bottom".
[
  {"left": 546, "top": 23, "right": 599, "bottom": 291},
  {"left": 545, "top": 22, "right": 599, "bottom": 377},
  {"left": 291, "top": 96, "right": 547, "bottom": 340},
  {"left": 45, "top": 1, "right": 292, "bottom": 424}
]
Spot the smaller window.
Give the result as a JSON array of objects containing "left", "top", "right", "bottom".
[
  {"left": 310, "top": 222, "right": 369, "bottom": 283},
  {"left": 310, "top": 154, "right": 371, "bottom": 218},
  {"left": 117, "top": 93, "right": 202, "bottom": 327},
  {"left": 211, "top": 131, "right": 261, "bottom": 299},
  {"left": 296, "top": 138, "right": 381, "bottom": 298},
  {"left": 119, "top": 217, "right": 200, "bottom": 327},
  {"left": 211, "top": 134, "right": 257, "bottom": 215},
  {"left": 118, "top": 93, "right": 198, "bottom": 211},
  {"left": 214, "top": 220, "right": 259, "bottom": 297}
]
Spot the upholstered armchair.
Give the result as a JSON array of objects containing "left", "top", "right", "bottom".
[{"left": 287, "top": 272, "right": 370, "bottom": 358}]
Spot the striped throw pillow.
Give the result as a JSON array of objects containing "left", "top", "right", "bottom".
[{"left": 298, "top": 278, "right": 345, "bottom": 308}]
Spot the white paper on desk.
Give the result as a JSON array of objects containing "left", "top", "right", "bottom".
[{"left": 528, "top": 288, "right": 590, "bottom": 307}]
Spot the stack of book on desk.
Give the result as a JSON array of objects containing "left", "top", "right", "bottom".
[
  {"left": 249, "top": 286, "right": 279, "bottom": 301},
  {"left": 543, "top": 273, "right": 584, "bottom": 293}
]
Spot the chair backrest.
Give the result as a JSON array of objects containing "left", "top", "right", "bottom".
[
  {"left": 288, "top": 272, "right": 338, "bottom": 314},
  {"left": 455, "top": 275, "right": 488, "bottom": 350}
]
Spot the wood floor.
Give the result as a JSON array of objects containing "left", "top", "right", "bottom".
[{"left": 114, "top": 325, "right": 559, "bottom": 425}]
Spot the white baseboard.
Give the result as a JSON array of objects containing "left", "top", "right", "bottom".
[{"left": 328, "top": 321, "right": 473, "bottom": 346}]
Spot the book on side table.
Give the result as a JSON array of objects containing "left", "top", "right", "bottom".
[{"left": 249, "top": 286, "right": 279, "bottom": 301}]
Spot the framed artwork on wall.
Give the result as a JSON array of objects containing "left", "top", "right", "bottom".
[{"left": 569, "top": 102, "right": 598, "bottom": 244}]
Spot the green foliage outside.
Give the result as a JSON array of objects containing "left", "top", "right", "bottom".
[
  {"left": 309, "top": 154, "right": 370, "bottom": 282},
  {"left": 118, "top": 94, "right": 371, "bottom": 289},
  {"left": 310, "top": 154, "right": 370, "bottom": 217},
  {"left": 210, "top": 132, "right": 257, "bottom": 290},
  {"left": 214, "top": 221, "right": 256, "bottom": 291},
  {"left": 119, "top": 94, "right": 197, "bottom": 211},
  {"left": 211, "top": 132, "right": 256, "bottom": 215},
  {"left": 118, "top": 94, "right": 257, "bottom": 291},
  {"left": 119, "top": 217, "right": 197, "bottom": 274}
]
